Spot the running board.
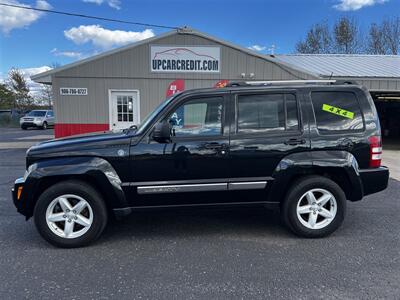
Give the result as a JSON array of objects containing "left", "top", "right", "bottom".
[{"left": 137, "top": 181, "right": 267, "bottom": 194}]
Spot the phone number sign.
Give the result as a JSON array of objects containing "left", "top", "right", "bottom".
[{"left": 60, "top": 88, "right": 88, "bottom": 96}]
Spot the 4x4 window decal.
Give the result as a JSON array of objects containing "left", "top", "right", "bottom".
[{"left": 322, "top": 104, "right": 354, "bottom": 120}]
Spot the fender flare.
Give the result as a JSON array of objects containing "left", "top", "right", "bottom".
[
  {"left": 18, "top": 156, "right": 127, "bottom": 218},
  {"left": 269, "top": 150, "right": 363, "bottom": 202}
]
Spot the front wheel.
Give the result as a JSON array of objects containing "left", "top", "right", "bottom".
[
  {"left": 281, "top": 176, "right": 346, "bottom": 238},
  {"left": 41, "top": 121, "right": 48, "bottom": 130},
  {"left": 34, "top": 180, "right": 108, "bottom": 248}
]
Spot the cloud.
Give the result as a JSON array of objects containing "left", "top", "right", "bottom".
[
  {"left": 82, "top": 0, "right": 121, "bottom": 10},
  {"left": 247, "top": 45, "right": 267, "bottom": 52},
  {"left": 333, "top": 0, "right": 388, "bottom": 11},
  {"left": 51, "top": 48, "right": 83, "bottom": 59},
  {"left": 0, "top": 0, "right": 51, "bottom": 34},
  {"left": 21, "top": 66, "right": 52, "bottom": 97},
  {"left": 64, "top": 25, "right": 155, "bottom": 49}
]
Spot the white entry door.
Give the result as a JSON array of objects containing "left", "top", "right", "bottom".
[{"left": 109, "top": 90, "right": 140, "bottom": 131}]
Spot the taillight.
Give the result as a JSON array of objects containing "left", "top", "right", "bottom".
[{"left": 369, "top": 136, "right": 382, "bottom": 168}]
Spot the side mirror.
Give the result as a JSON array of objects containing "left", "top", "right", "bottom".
[{"left": 153, "top": 120, "right": 171, "bottom": 143}]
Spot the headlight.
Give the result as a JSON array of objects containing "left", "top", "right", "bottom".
[{"left": 23, "top": 163, "right": 37, "bottom": 181}]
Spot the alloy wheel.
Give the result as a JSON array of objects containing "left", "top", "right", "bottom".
[
  {"left": 296, "top": 188, "right": 337, "bottom": 230},
  {"left": 45, "top": 194, "right": 93, "bottom": 239}
]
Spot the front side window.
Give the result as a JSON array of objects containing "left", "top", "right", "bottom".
[
  {"left": 168, "top": 97, "right": 224, "bottom": 137},
  {"left": 311, "top": 91, "right": 364, "bottom": 133},
  {"left": 237, "top": 93, "right": 299, "bottom": 133}
]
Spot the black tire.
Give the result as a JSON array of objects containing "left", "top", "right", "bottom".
[
  {"left": 34, "top": 180, "right": 108, "bottom": 248},
  {"left": 21, "top": 126, "right": 27, "bottom": 130},
  {"left": 41, "top": 122, "right": 48, "bottom": 130},
  {"left": 281, "top": 175, "right": 346, "bottom": 238}
]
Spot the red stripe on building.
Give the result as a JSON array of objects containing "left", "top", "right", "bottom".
[{"left": 55, "top": 123, "right": 109, "bottom": 138}]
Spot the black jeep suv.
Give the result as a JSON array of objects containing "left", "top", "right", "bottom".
[{"left": 12, "top": 80, "right": 389, "bottom": 248}]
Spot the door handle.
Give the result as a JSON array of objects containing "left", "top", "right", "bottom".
[{"left": 284, "top": 138, "right": 306, "bottom": 146}]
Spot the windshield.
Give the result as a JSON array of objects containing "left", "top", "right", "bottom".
[
  {"left": 136, "top": 95, "right": 176, "bottom": 134},
  {"left": 26, "top": 111, "right": 46, "bottom": 117}
]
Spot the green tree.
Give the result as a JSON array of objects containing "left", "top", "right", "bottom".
[
  {"left": 0, "top": 83, "right": 15, "bottom": 109},
  {"left": 7, "top": 68, "right": 33, "bottom": 109}
]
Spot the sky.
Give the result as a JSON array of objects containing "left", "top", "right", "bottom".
[{"left": 0, "top": 0, "right": 399, "bottom": 95}]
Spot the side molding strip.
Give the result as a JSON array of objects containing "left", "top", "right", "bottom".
[
  {"left": 228, "top": 181, "right": 267, "bottom": 190},
  {"left": 136, "top": 181, "right": 268, "bottom": 194},
  {"left": 137, "top": 183, "right": 227, "bottom": 194}
]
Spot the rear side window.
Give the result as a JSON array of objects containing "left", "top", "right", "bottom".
[
  {"left": 237, "top": 93, "right": 299, "bottom": 133},
  {"left": 311, "top": 91, "right": 364, "bottom": 133}
]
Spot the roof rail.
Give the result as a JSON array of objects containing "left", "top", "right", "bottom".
[{"left": 226, "top": 80, "right": 357, "bottom": 87}]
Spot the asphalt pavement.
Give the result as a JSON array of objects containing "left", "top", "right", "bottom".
[{"left": 0, "top": 128, "right": 399, "bottom": 299}]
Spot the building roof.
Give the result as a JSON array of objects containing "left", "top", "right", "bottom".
[
  {"left": 274, "top": 54, "right": 400, "bottom": 78},
  {"left": 32, "top": 27, "right": 310, "bottom": 84}
]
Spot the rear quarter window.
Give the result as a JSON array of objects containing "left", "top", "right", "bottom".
[{"left": 311, "top": 91, "right": 364, "bottom": 133}]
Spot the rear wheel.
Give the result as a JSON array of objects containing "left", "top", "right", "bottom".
[
  {"left": 34, "top": 180, "right": 108, "bottom": 248},
  {"left": 281, "top": 176, "right": 346, "bottom": 238}
]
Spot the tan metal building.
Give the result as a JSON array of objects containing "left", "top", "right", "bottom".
[{"left": 31, "top": 27, "right": 316, "bottom": 138}]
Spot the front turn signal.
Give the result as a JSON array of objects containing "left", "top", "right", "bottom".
[{"left": 17, "top": 186, "right": 23, "bottom": 200}]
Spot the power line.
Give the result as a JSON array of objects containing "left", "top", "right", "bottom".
[{"left": 0, "top": 2, "right": 180, "bottom": 30}]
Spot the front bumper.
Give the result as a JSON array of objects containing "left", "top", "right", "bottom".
[
  {"left": 12, "top": 177, "right": 26, "bottom": 215},
  {"left": 359, "top": 166, "right": 389, "bottom": 196},
  {"left": 20, "top": 121, "right": 43, "bottom": 127}
]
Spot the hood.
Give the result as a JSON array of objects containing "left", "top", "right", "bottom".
[{"left": 27, "top": 130, "right": 135, "bottom": 158}]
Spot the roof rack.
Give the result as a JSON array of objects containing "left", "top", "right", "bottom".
[{"left": 226, "top": 80, "right": 357, "bottom": 87}]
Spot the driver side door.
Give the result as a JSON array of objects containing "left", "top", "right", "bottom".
[{"left": 128, "top": 93, "right": 230, "bottom": 206}]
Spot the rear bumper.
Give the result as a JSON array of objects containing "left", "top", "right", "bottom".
[{"left": 359, "top": 166, "right": 389, "bottom": 196}]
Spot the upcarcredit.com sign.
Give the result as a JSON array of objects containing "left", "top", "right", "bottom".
[{"left": 151, "top": 46, "right": 220, "bottom": 73}]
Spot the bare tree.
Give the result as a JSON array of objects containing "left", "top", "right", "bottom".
[
  {"left": 40, "top": 84, "right": 53, "bottom": 108},
  {"left": 368, "top": 23, "right": 387, "bottom": 54},
  {"left": 382, "top": 17, "right": 400, "bottom": 55},
  {"left": 296, "top": 22, "right": 332, "bottom": 54},
  {"left": 333, "top": 17, "right": 361, "bottom": 53},
  {"left": 7, "top": 68, "right": 33, "bottom": 109}
]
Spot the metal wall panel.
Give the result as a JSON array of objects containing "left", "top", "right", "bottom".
[{"left": 52, "top": 32, "right": 316, "bottom": 125}]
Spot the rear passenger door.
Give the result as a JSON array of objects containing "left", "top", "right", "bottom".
[{"left": 229, "top": 90, "right": 309, "bottom": 179}]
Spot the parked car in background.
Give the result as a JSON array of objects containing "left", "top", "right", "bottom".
[{"left": 20, "top": 110, "right": 54, "bottom": 130}]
